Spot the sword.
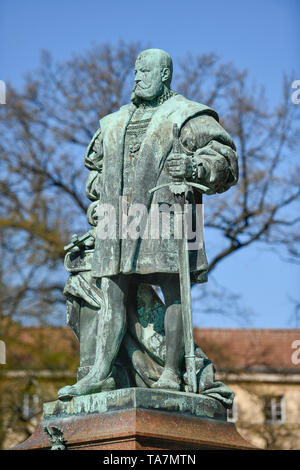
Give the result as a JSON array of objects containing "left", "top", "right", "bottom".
[
  {"left": 149, "top": 124, "right": 209, "bottom": 393},
  {"left": 64, "top": 232, "right": 92, "bottom": 252}
]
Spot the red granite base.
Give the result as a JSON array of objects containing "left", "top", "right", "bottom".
[{"left": 12, "top": 408, "right": 256, "bottom": 450}]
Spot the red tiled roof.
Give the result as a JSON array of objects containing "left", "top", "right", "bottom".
[
  {"left": 194, "top": 328, "right": 300, "bottom": 373},
  {"left": 2, "top": 321, "right": 300, "bottom": 373},
  {"left": 1, "top": 322, "right": 79, "bottom": 371}
]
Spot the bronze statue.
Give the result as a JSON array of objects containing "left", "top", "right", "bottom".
[{"left": 58, "top": 49, "right": 238, "bottom": 406}]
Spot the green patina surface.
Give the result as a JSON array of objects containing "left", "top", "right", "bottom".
[
  {"left": 58, "top": 49, "right": 238, "bottom": 409},
  {"left": 44, "top": 388, "right": 226, "bottom": 421}
]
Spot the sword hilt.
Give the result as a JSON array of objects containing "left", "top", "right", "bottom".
[
  {"left": 149, "top": 124, "right": 210, "bottom": 197},
  {"left": 64, "top": 232, "right": 92, "bottom": 252},
  {"left": 149, "top": 180, "right": 209, "bottom": 196}
]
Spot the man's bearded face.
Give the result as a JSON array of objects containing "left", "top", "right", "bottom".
[{"left": 133, "top": 54, "right": 165, "bottom": 102}]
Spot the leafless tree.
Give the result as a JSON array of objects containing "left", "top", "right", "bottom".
[{"left": 0, "top": 42, "right": 299, "bottom": 330}]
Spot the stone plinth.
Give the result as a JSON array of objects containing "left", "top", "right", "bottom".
[
  {"left": 12, "top": 388, "right": 255, "bottom": 450},
  {"left": 44, "top": 387, "right": 227, "bottom": 421}
]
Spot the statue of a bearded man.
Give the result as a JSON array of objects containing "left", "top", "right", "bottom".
[{"left": 58, "top": 49, "right": 238, "bottom": 406}]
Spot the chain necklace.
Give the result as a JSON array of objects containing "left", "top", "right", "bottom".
[{"left": 138, "top": 89, "right": 177, "bottom": 109}]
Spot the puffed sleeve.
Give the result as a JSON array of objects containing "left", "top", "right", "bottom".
[
  {"left": 84, "top": 128, "right": 103, "bottom": 201},
  {"left": 84, "top": 128, "right": 103, "bottom": 171},
  {"left": 180, "top": 114, "right": 238, "bottom": 194}
]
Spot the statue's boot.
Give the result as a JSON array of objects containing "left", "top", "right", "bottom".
[
  {"left": 151, "top": 367, "right": 181, "bottom": 391},
  {"left": 57, "top": 373, "right": 115, "bottom": 401}
]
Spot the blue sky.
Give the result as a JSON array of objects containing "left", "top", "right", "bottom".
[{"left": 1, "top": 0, "right": 299, "bottom": 328}]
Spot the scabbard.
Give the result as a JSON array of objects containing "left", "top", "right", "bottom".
[{"left": 177, "top": 207, "right": 197, "bottom": 393}]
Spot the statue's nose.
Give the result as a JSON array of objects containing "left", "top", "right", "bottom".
[{"left": 135, "top": 70, "right": 142, "bottom": 83}]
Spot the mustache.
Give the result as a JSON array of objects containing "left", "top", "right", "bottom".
[{"left": 131, "top": 82, "right": 151, "bottom": 105}]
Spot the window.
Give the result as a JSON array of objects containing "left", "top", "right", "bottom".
[
  {"left": 22, "top": 393, "right": 40, "bottom": 419},
  {"left": 227, "top": 399, "right": 238, "bottom": 423},
  {"left": 264, "top": 396, "right": 285, "bottom": 424}
]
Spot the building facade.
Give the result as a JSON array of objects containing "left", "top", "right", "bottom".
[
  {"left": 195, "top": 329, "right": 300, "bottom": 449},
  {"left": 1, "top": 326, "right": 299, "bottom": 449}
]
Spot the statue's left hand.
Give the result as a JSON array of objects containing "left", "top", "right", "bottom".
[{"left": 167, "top": 153, "right": 193, "bottom": 179}]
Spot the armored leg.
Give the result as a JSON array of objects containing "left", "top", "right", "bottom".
[
  {"left": 58, "top": 275, "right": 131, "bottom": 400},
  {"left": 151, "top": 273, "right": 184, "bottom": 391}
]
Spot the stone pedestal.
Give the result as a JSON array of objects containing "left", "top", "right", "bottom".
[{"left": 12, "top": 388, "right": 255, "bottom": 450}]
